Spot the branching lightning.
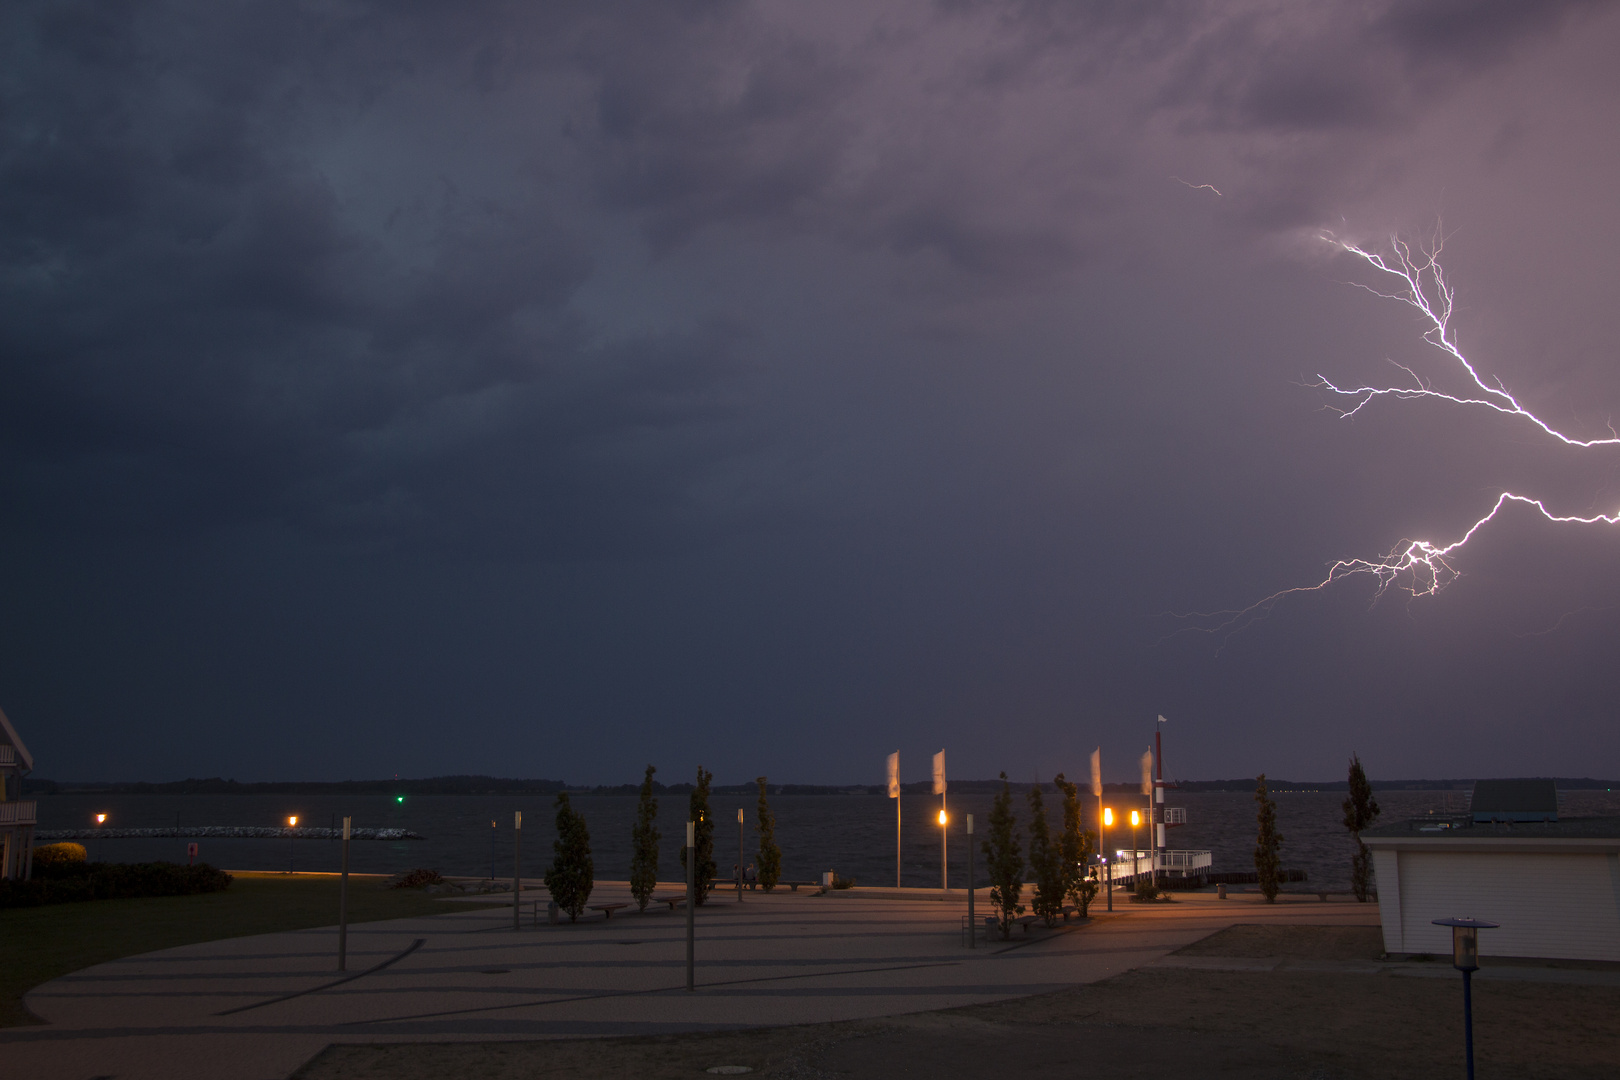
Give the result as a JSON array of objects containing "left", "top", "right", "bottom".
[
  {"left": 1179, "top": 227, "right": 1620, "bottom": 636},
  {"left": 1315, "top": 230, "right": 1619, "bottom": 447}
]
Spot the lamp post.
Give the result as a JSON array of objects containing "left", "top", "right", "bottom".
[
  {"left": 1129, "top": 809, "right": 1140, "bottom": 883},
  {"left": 1433, "top": 917, "right": 1498, "bottom": 1080},
  {"left": 736, "top": 808, "right": 744, "bottom": 902},
  {"left": 1102, "top": 807, "right": 1114, "bottom": 911},
  {"left": 513, "top": 810, "right": 523, "bottom": 930},
  {"left": 686, "top": 820, "right": 696, "bottom": 991},
  {"left": 966, "top": 813, "right": 975, "bottom": 948},
  {"left": 338, "top": 816, "right": 351, "bottom": 971},
  {"left": 286, "top": 816, "right": 299, "bottom": 874},
  {"left": 938, "top": 807, "right": 948, "bottom": 891},
  {"left": 93, "top": 813, "right": 107, "bottom": 863},
  {"left": 490, "top": 819, "right": 497, "bottom": 881}
]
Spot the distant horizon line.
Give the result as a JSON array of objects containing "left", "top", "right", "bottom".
[{"left": 23, "top": 773, "right": 1620, "bottom": 795}]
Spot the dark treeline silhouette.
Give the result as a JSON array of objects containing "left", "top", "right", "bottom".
[{"left": 24, "top": 774, "right": 1620, "bottom": 797}]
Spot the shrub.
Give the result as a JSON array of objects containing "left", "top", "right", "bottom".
[
  {"left": 1343, "top": 753, "right": 1381, "bottom": 903},
  {"left": 1054, "top": 773, "right": 1098, "bottom": 917},
  {"left": 1254, "top": 774, "right": 1282, "bottom": 903},
  {"left": 1026, "top": 783, "right": 1064, "bottom": 926},
  {"left": 1131, "top": 876, "right": 1170, "bottom": 902},
  {"left": 983, "top": 772, "right": 1024, "bottom": 938},
  {"left": 831, "top": 874, "right": 856, "bottom": 889},
  {"left": 630, "top": 765, "right": 660, "bottom": 912},
  {"left": 679, "top": 766, "right": 717, "bottom": 904},
  {"left": 0, "top": 862, "right": 232, "bottom": 908},
  {"left": 32, "top": 843, "right": 87, "bottom": 870},
  {"left": 755, "top": 776, "right": 782, "bottom": 892},
  {"left": 545, "top": 792, "right": 594, "bottom": 921},
  {"left": 391, "top": 868, "right": 445, "bottom": 889}
]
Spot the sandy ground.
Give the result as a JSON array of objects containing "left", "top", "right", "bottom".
[{"left": 294, "top": 925, "right": 1620, "bottom": 1080}]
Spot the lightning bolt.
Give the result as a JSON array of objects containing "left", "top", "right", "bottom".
[
  {"left": 1177, "top": 227, "right": 1620, "bottom": 636},
  {"left": 1316, "top": 229, "right": 1620, "bottom": 446},
  {"left": 1173, "top": 176, "right": 1223, "bottom": 196}
]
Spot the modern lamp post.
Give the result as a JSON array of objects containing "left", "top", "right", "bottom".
[
  {"left": 966, "top": 813, "right": 975, "bottom": 948},
  {"left": 1102, "top": 807, "right": 1114, "bottom": 911},
  {"left": 938, "top": 807, "right": 948, "bottom": 891},
  {"left": 1433, "top": 917, "right": 1498, "bottom": 1080},
  {"left": 736, "top": 808, "right": 744, "bottom": 902},
  {"left": 1129, "top": 809, "right": 1140, "bottom": 883},
  {"left": 286, "top": 816, "right": 298, "bottom": 873}
]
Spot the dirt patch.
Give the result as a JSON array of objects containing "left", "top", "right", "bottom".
[
  {"left": 295, "top": 926, "right": 1620, "bottom": 1080},
  {"left": 1171, "top": 922, "right": 1385, "bottom": 961}
]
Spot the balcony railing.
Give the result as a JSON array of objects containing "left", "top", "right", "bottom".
[
  {"left": 0, "top": 746, "right": 15, "bottom": 766},
  {"left": 0, "top": 801, "right": 37, "bottom": 826}
]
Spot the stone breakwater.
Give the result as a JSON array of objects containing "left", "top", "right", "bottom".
[{"left": 36, "top": 826, "right": 422, "bottom": 840}]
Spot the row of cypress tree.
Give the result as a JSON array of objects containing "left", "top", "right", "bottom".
[
  {"left": 980, "top": 771, "right": 1100, "bottom": 938},
  {"left": 546, "top": 764, "right": 787, "bottom": 921},
  {"left": 1252, "top": 755, "right": 1380, "bottom": 905}
]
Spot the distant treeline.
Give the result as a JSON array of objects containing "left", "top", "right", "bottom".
[{"left": 24, "top": 774, "right": 1619, "bottom": 796}]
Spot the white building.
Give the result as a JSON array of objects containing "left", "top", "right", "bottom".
[
  {"left": 1364, "top": 780, "right": 1620, "bottom": 962},
  {"left": 0, "top": 704, "right": 36, "bottom": 880}
]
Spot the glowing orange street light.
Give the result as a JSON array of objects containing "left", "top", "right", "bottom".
[
  {"left": 286, "top": 816, "right": 299, "bottom": 874},
  {"left": 95, "top": 813, "right": 107, "bottom": 824},
  {"left": 1130, "top": 809, "right": 1141, "bottom": 875},
  {"left": 938, "top": 809, "right": 947, "bottom": 825},
  {"left": 1101, "top": 807, "right": 1114, "bottom": 911},
  {"left": 288, "top": 816, "right": 298, "bottom": 827}
]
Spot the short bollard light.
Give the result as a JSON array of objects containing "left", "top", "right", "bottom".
[{"left": 1433, "top": 916, "right": 1498, "bottom": 1080}]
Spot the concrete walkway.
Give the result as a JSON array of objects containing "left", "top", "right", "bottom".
[{"left": 8, "top": 884, "right": 1380, "bottom": 1080}]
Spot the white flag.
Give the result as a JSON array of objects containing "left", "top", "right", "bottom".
[
  {"left": 932, "top": 749, "right": 947, "bottom": 795},
  {"left": 1089, "top": 747, "right": 1102, "bottom": 797},
  {"left": 1140, "top": 749, "right": 1154, "bottom": 796},
  {"left": 887, "top": 751, "right": 900, "bottom": 798}
]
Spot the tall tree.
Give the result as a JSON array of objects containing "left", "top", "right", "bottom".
[
  {"left": 755, "top": 776, "right": 782, "bottom": 892},
  {"left": 544, "top": 792, "right": 594, "bottom": 921},
  {"left": 1055, "top": 772, "right": 1098, "bottom": 916},
  {"left": 1254, "top": 774, "right": 1282, "bottom": 904},
  {"left": 680, "top": 765, "right": 718, "bottom": 903},
  {"left": 1026, "top": 782, "right": 1064, "bottom": 926},
  {"left": 1342, "top": 754, "right": 1381, "bottom": 903},
  {"left": 630, "top": 764, "right": 660, "bottom": 912},
  {"left": 982, "top": 772, "right": 1024, "bottom": 939}
]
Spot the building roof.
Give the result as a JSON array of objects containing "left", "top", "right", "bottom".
[
  {"left": 1364, "top": 815, "right": 1620, "bottom": 841},
  {"left": 1470, "top": 778, "right": 1558, "bottom": 821},
  {"left": 0, "top": 704, "right": 32, "bottom": 772}
]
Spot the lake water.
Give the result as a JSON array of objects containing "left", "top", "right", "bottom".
[{"left": 33, "top": 788, "right": 1620, "bottom": 893}]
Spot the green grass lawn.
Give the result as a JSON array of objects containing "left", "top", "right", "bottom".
[{"left": 0, "top": 871, "right": 499, "bottom": 1027}]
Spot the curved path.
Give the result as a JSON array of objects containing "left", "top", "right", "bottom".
[{"left": 5, "top": 885, "right": 1378, "bottom": 1080}]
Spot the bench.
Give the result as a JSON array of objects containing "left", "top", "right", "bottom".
[
  {"left": 590, "top": 903, "right": 630, "bottom": 920},
  {"left": 652, "top": 894, "right": 686, "bottom": 910},
  {"left": 779, "top": 880, "right": 819, "bottom": 892}
]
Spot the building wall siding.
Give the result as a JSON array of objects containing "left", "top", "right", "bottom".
[{"left": 1392, "top": 850, "right": 1620, "bottom": 961}]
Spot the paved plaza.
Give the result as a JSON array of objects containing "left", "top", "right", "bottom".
[{"left": 8, "top": 883, "right": 1381, "bottom": 1080}]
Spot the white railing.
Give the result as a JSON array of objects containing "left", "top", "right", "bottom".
[
  {"left": 1162, "top": 806, "right": 1187, "bottom": 825},
  {"left": 0, "top": 746, "right": 15, "bottom": 766},
  {"left": 0, "top": 801, "right": 37, "bottom": 826},
  {"left": 1103, "top": 848, "right": 1212, "bottom": 879}
]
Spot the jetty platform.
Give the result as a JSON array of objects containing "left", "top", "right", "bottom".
[{"left": 8, "top": 883, "right": 1381, "bottom": 1080}]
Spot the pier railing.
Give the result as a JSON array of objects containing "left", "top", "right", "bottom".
[{"left": 1106, "top": 848, "right": 1212, "bottom": 882}]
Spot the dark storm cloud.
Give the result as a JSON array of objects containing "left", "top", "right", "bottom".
[
  {"left": 0, "top": 1, "right": 760, "bottom": 554},
  {"left": 2, "top": 0, "right": 1619, "bottom": 784}
]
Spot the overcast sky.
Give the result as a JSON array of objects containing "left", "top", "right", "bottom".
[{"left": 5, "top": 0, "right": 1620, "bottom": 786}]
